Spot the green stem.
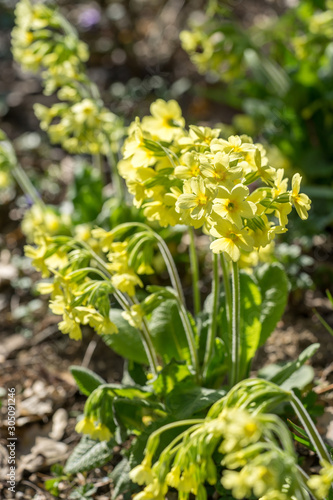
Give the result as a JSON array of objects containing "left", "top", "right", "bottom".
[
  {"left": 178, "top": 300, "right": 201, "bottom": 384},
  {"left": 147, "top": 419, "right": 205, "bottom": 454},
  {"left": 12, "top": 163, "right": 44, "bottom": 208},
  {"left": 297, "top": 467, "right": 324, "bottom": 500},
  {"left": 203, "top": 252, "right": 219, "bottom": 377},
  {"left": 230, "top": 261, "right": 241, "bottom": 386},
  {"left": 290, "top": 390, "right": 332, "bottom": 464},
  {"left": 188, "top": 227, "right": 201, "bottom": 316},
  {"left": 110, "top": 222, "right": 186, "bottom": 307},
  {"left": 220, "top": 253, "right": 232, "bottom": 328},
  {"left": 93, "top": 153, "right": 104, "bottom": 180},
  {"left": 154, "top": 232, "right": 186, "bottom": 307},
  {"left": 107, "top": 148, "right": 125, "bottom": 201},
  {"left": 79, "top": 241, "right": 159, "bottom": 375}
]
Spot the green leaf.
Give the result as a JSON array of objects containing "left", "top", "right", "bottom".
[
  {"left": 70, "top": 366, "right": 105, "bottom": 396},
  {"left": 264, "top": 343, "right": 320, "bottom": 387},
  {"left": 152, "top": 360, "right": 194, "bottom": 398},
  {"left": 69, "top": 484, "right": 97, "bottom": 499},
  {"left": 149, "top": 299, "right": 190, "bottom": 363},
  {"left": 110, "top": 458, "right": 136, "bottom": 500},
  {"left": 122, "top": 360, "right": 147, "bottom": 386},
  {"left": 255, "top": 263, "right": 289, "bottom": 346},
  {"left": 203, "top": 338, "right": 228, "bottom": 388},
  {"left": 112, "top": 397, "right": 165, "bottom": 432},
  {"left": 101, "top": 309, "right": 148, "bottom": 365},
  {"left": 281, "top": 365, "right": 315, "bottom": 391},
  {"left": 165, "top": 384, "right": 225, "bottom": 418},
  {"left": 239, "top": 272, "right": 262, "bottom": 377},
  {"left": 70, "top": 164, "right": 104, "bottom": 224},
  {"left": 64, "top": 436, "right": 114, "bottom": 474},
  {"left": 45, "top": 478, "right": 62, "bottom": 496}
]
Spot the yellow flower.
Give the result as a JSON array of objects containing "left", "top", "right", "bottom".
[
  {"left": 143, "top": 199, "right": 180, "bottom": 227},
  {"left": 111, "top": 272, "right": 143, "bottom": 297},
  {"left": 219, "top": 409, "right": 263, "bottom": 454},
  {"left": 176, "top": 177, "right": 215, "bottom": 221},
  {"left": 200, "top": 152, "right": 242, "bottom": 186},
  {"left": 58, "top": 310, "right": 82, "bottom": 340},
  {"left": 210, "top": 135, "right": 254, "bottom": 155},
  {"left": 129, "top": 458, "right": 154, "bottom": 486},
  {"left": 123, "top": 122, "right": 157, "bottom": 168},
  {"left": 90, "top": 422, "right": 113, "bottom": 441},
  {"left": 122, "top": 304, "right": 144, "bottom": 329},
  {"left": 248, "top": 215, "right": 287, "bottom": 249},
  {"left": 291, "top": 173, "right": 311, "bottom": 220},
  {"left": 91, "top": 227, "right": 114, "bottom": 252},
  {"left": 142, "top": 99, "right": 185, "bottom": 141},
  {"left": 221, "top": 468, "right": 252, "bottom": 499},
  {"left": 24, "top": 243, "right": 50, "bottom": 277},
  {"left": 75, "top": 417, "right": 95, "bottom": 434},
  {"left": 166, "top": 465, "right": 181, "bottom": 488},
  {"left": 75, "top": 416, "right": 95, "bottom": 435},
  {"left": 272, "top": 169, "right": 288, "bottom": 198},
  {"left": 133, "top": 479, "right": 167, "bottom": 500},
  {"left": 75, "top": 306, "right": 118, "bottom": 335},
  {"left": 36, "top": 281, "right": 55, "bottom": 295},
  {"left": 213, "top": 184, "right": 256, "bottom": 227},
  {"left": 178, "top": 464, "right": 199, "bottom": 494},
  {"left": 175, "top": 152, "right": 201, "bottom": 179},
  {"left": 307, "top": 460, "right": 333, "bottom": 499},
  {"left": 209, "top": 218, "right": 253, "bottom": 261}
]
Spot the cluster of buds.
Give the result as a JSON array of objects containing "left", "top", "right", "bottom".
[
  {"left": 23, "top": 218, "right": 157, "bottom": 341},
  {"left": 129, "top": 405, "right": 308, "bottom": 500},
  {"left": 12, "top": 0, "right": 123, "bottom": 155},
  {"left": 180, "top": 1, "right": 333, "bottom": 84},
  {"left": 119, "top": 99, "right": 311, "bottom": 262}
]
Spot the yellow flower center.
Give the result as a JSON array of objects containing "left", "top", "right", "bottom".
[
  {"left": 190, "top": 166, "right": 200, "bottom": 176},
  {"left": 196, "top": 193, "right": 208, "bottom": 205},
  {"left": 229, "top": 232, "right": 238, "bottom": 241},
  {"left": 244, "top": 422, "right": 258, "bottom": 436}
]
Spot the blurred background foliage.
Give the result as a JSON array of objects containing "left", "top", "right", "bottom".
[{"left": 0, "top": 0, "right": 332, "bottom": 290}]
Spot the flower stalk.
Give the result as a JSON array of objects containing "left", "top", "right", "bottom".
[
  {"left": 290, "top": 390, "right": 332, "bottom": 464},
  {"left": 203, "top": 252, "right": 219, "bottom": 377},
  {"left": 188, "top": 227, "right": 201, "bottom": 316},
  {"left": 230, "top": 260, "right": 241, "bottom": 386}
]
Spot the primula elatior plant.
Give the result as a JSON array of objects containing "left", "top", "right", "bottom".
[
  {"left": 180, "top": 0, "right": 333, "bottom": 232},
  {"left": 2, "top": 1, "right": 333, "bottom": 498}
]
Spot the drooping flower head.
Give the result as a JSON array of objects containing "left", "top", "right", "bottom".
[{"left": 119, "top": 99, "right": 311, "bottom": 262}]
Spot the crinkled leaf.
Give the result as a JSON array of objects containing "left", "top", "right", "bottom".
[
  {"left": 255, "top": 263, "right": 289, "bottom": 346},
  {"left": 260, "top": 343, "right": 320, "bottom": 387},
  {"left": 101, "top": 309, "right": 148, "bottom": 364},
  {"left": 203, "top": 338, "right": 228, "bottom": 388},
  {"left": 149, "top": 299, "right": 190, "bottom": 363},
  {"left": 70, "top": 365, "right": 105, "bottom": 396},
  {"left": 64, "top": 436, "right": 114, "bottom": 474},
  {"left": 112, "top": 397, "right": 165, "bottom": 433},
  {"left": 151, "top": 360, "right": 194, "bottom": 398},
  {"left": 165, "top": 384, "right": 225, "bottom": 418},
  {"left": 239, "top": 272, "right": 262, "bottom": 377},
  {"left": 110, "top": 459, "right": 135, "bottom": 500}
]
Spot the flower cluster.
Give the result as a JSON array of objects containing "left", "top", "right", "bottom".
[
  {"left": 180, "top": 1, "right": 333, "bottom": 85},
  {"left": 12, "top": 0, "right": 123, "bottom": 154},
  {"left": 75, "top": 415, "right": 113, "bottom": 442},
  {"left": 23, "top": 213, "right": 154, "bottom": 341},
  {"left": 119, "top": 99, "right": 311, "bottom": 262},
  {"left": 129, "top": 406, "right": 306, "bottom": 500},
  {"left": 307, "top": 460, "right": 333, "bottom": 499}
]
